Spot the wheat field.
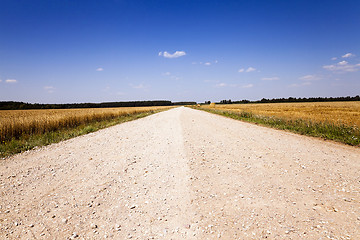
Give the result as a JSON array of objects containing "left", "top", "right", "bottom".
[
  {"left": 202, "top": 102, "right": 360, "bottom": 128},
  {"left": 0, "top": 106, "right": 172, "bottom": 142}
]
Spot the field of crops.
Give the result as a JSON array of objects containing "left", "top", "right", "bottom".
[
  {"left": 202, "top": 102, "right": 360, "bottom": 128},
  {"left": 0, "top": 106, "right": 172, "bottom": 143}
]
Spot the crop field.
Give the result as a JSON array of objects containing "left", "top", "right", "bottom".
[
  {"left": 0, "top": 106, "right": 172, "bottom": 142},
  {"left": 197, "top": 102, "right": 360, "bottom": 146},
  {"left": 202, "top": 101, "right": 360, "bottom": 127},
  {"left": 0, "top": 106, "right": 173, "bottom": 157}
]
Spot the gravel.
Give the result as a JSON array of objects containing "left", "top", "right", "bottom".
[{"left": 0, "top": 107, "right": 359, "bottom": 239}]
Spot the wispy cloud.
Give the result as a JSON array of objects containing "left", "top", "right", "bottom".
[
  {"left": 171, "top": 76, "right": 181, "bottom": 80},
  {"left": 215, "top": 82, "right": 238, "bottom": 88},
  {"left": 323, "top": 61, "right": 360, "bottom": 73},
  {"left": 239, "top": 67, "right": 256, "bottom": 73},
  {"left": 331, "top": 57, "right": 337, "bottom": 60},
  {"left": 338, "top": 60, "right": 348, "bottom": 65},
  {"left": 214, "top": 82, "right": 253, "bottom": 88},
  {"left": 290, "top": 75, "right": 320, "bottom": 87},
  {"left": 342, "top": 53, "right": 355, "bottom": 58},
  {"left": 193, "top": 60, "right": 217, "bottom": 65},
  {"left": 130, "top": 83, "right": 146, "bottom": 89},
  {"left": 215, "top": 83, "right": 227, "bottom": 87},
  {"left": 0, "top": 79, "right": 2, "bottom": 83},
  {"left": 299, "top": 75, "right": 321, "bottom": 81},
  {"left": 5, "top": 79, "right": 17, "bottom": 83},
  {"left": 158, "top": 51, "right": 186, "bottom": 58},
  {"left": 162, "top": 72, "right": 180, "bottom": 80},
  {"left": 96, "top": 67, "right": 104, "bottom": 71},
  {"left": 241, "top": 83, "right": 254, "bottom": 88},
  {"left": 289, "top": 82, "right": 312, "bottom": 87},
  {"left": 44, "top": 86, "right": 55, "bottom": 93},
  {"left": 246, "top": 67, "right": 256, "bottom": 72},
  {"left": 261, "top": 77, "right": 279, "bottom": 81}
]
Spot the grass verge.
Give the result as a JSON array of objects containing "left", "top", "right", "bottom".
[
  {"left": 0, "top": 110, "right": 165, "bottom": 158},
  {"left": 192, "top": 107, "right": 360, "bottom": 146}
]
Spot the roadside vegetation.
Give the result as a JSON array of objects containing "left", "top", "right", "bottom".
[
  {"left": 193, "top": 102, "right": 360, "bottom": 146},
  {"left": 0, "top": 106, "right": 173, "bottom": 158}
]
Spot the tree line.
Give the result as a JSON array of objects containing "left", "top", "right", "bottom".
[
  {"left": 214, "top": 95, "right": 360, "bottom": 105},
  {"left": 2, "top": 95, "right": 359, "bottom": 110},
  {"left": 0, "top": 100, "right": 197, "bottom": 110}
]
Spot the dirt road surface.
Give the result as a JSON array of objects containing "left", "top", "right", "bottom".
[{"left": 1, "top": 107, "right": 360, "bottom": 239}]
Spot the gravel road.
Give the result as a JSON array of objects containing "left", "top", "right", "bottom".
[{"left": 1, "top": 107, "right": 360, "bottom": 239}]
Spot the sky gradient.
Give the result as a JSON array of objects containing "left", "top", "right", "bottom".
[{"left": 1, "top": 0, "right": 359, "bottom": 103}]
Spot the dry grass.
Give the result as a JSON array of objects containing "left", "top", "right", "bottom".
[
  {"left": 201, "top": 102, "right": 360, "bottom": 128},
  {"left": 0, "top": 106, "right": 172, "bottom": 142}
]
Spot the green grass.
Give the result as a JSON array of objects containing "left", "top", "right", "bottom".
[
  {"left": 0, "top": 110, "right": 162, "bottom": 158},
  {"left": 193, "top": 107, "right": 360, "bottom": 146}
]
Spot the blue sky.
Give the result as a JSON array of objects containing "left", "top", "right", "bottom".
[{"left": 1, "top": 0, "right": 359, "bottom": 103}]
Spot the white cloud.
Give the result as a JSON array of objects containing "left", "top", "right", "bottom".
[
  {"left": 214, "top": 82, "right": 252, "bottom": 88},
  {"left": 158, "top": 51, "right": 186, "bottom": 58},
  {"left": 96, "top": 67, "right": 104, "bottom": 71},
  {"left": 162, "top": 72, "right": 171, "bottom": 76},
  {"left": 193, "top": 60, "right": 217, "bottom": 65},
  {"left": 291, "top": 75, "right": 320, "bottom": 87},
  {"left": 342, "top": 53, "right": 355, "bottom": 58},
  {"left": 130, "top": 83, "right": 146, "bottom": 89},
  {"left": 0, "top": 79, "right": 2, "bottom": 83},
  {"left": 261, "top": 77, "right": 279, "bottom": 81},
  {"left": 323, "top": 61, "right": 360, "bottom": 73},
  {"left": 338, "top": 60, "right": 348, "bottom": 65},
  {"left": 323, "top": 65, "right": 336, "bottom": 71},
  {"left": 245, "top": 67, "right": 256, "bottom": 72},
  {"left": 331, "top": 57, "right": 337, "bottom": 60},
  {"left": 5, "top": 79, "right": 17, "bottom": 83},
  {"left": 299, "top": 75, "right": 321, "bottom": 81},
  {"left": 238, "top": 68, "right": 245, "bottom": 73},
  {"left": 215, "top": 83, "right": 227, "bottom": 87},
  {"left": 242, "top": 84, "right": 254, "bottom": 88},
  {"left": 290, "top": 82, "right": 312, "bottom": 87}
]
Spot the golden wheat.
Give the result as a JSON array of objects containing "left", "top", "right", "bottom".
[
  {"left": 202, "top": 102, "right": 360, "bottom": 127},
  {"left": 0, "top": 106, "right": 172, "bottom": 142}
]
